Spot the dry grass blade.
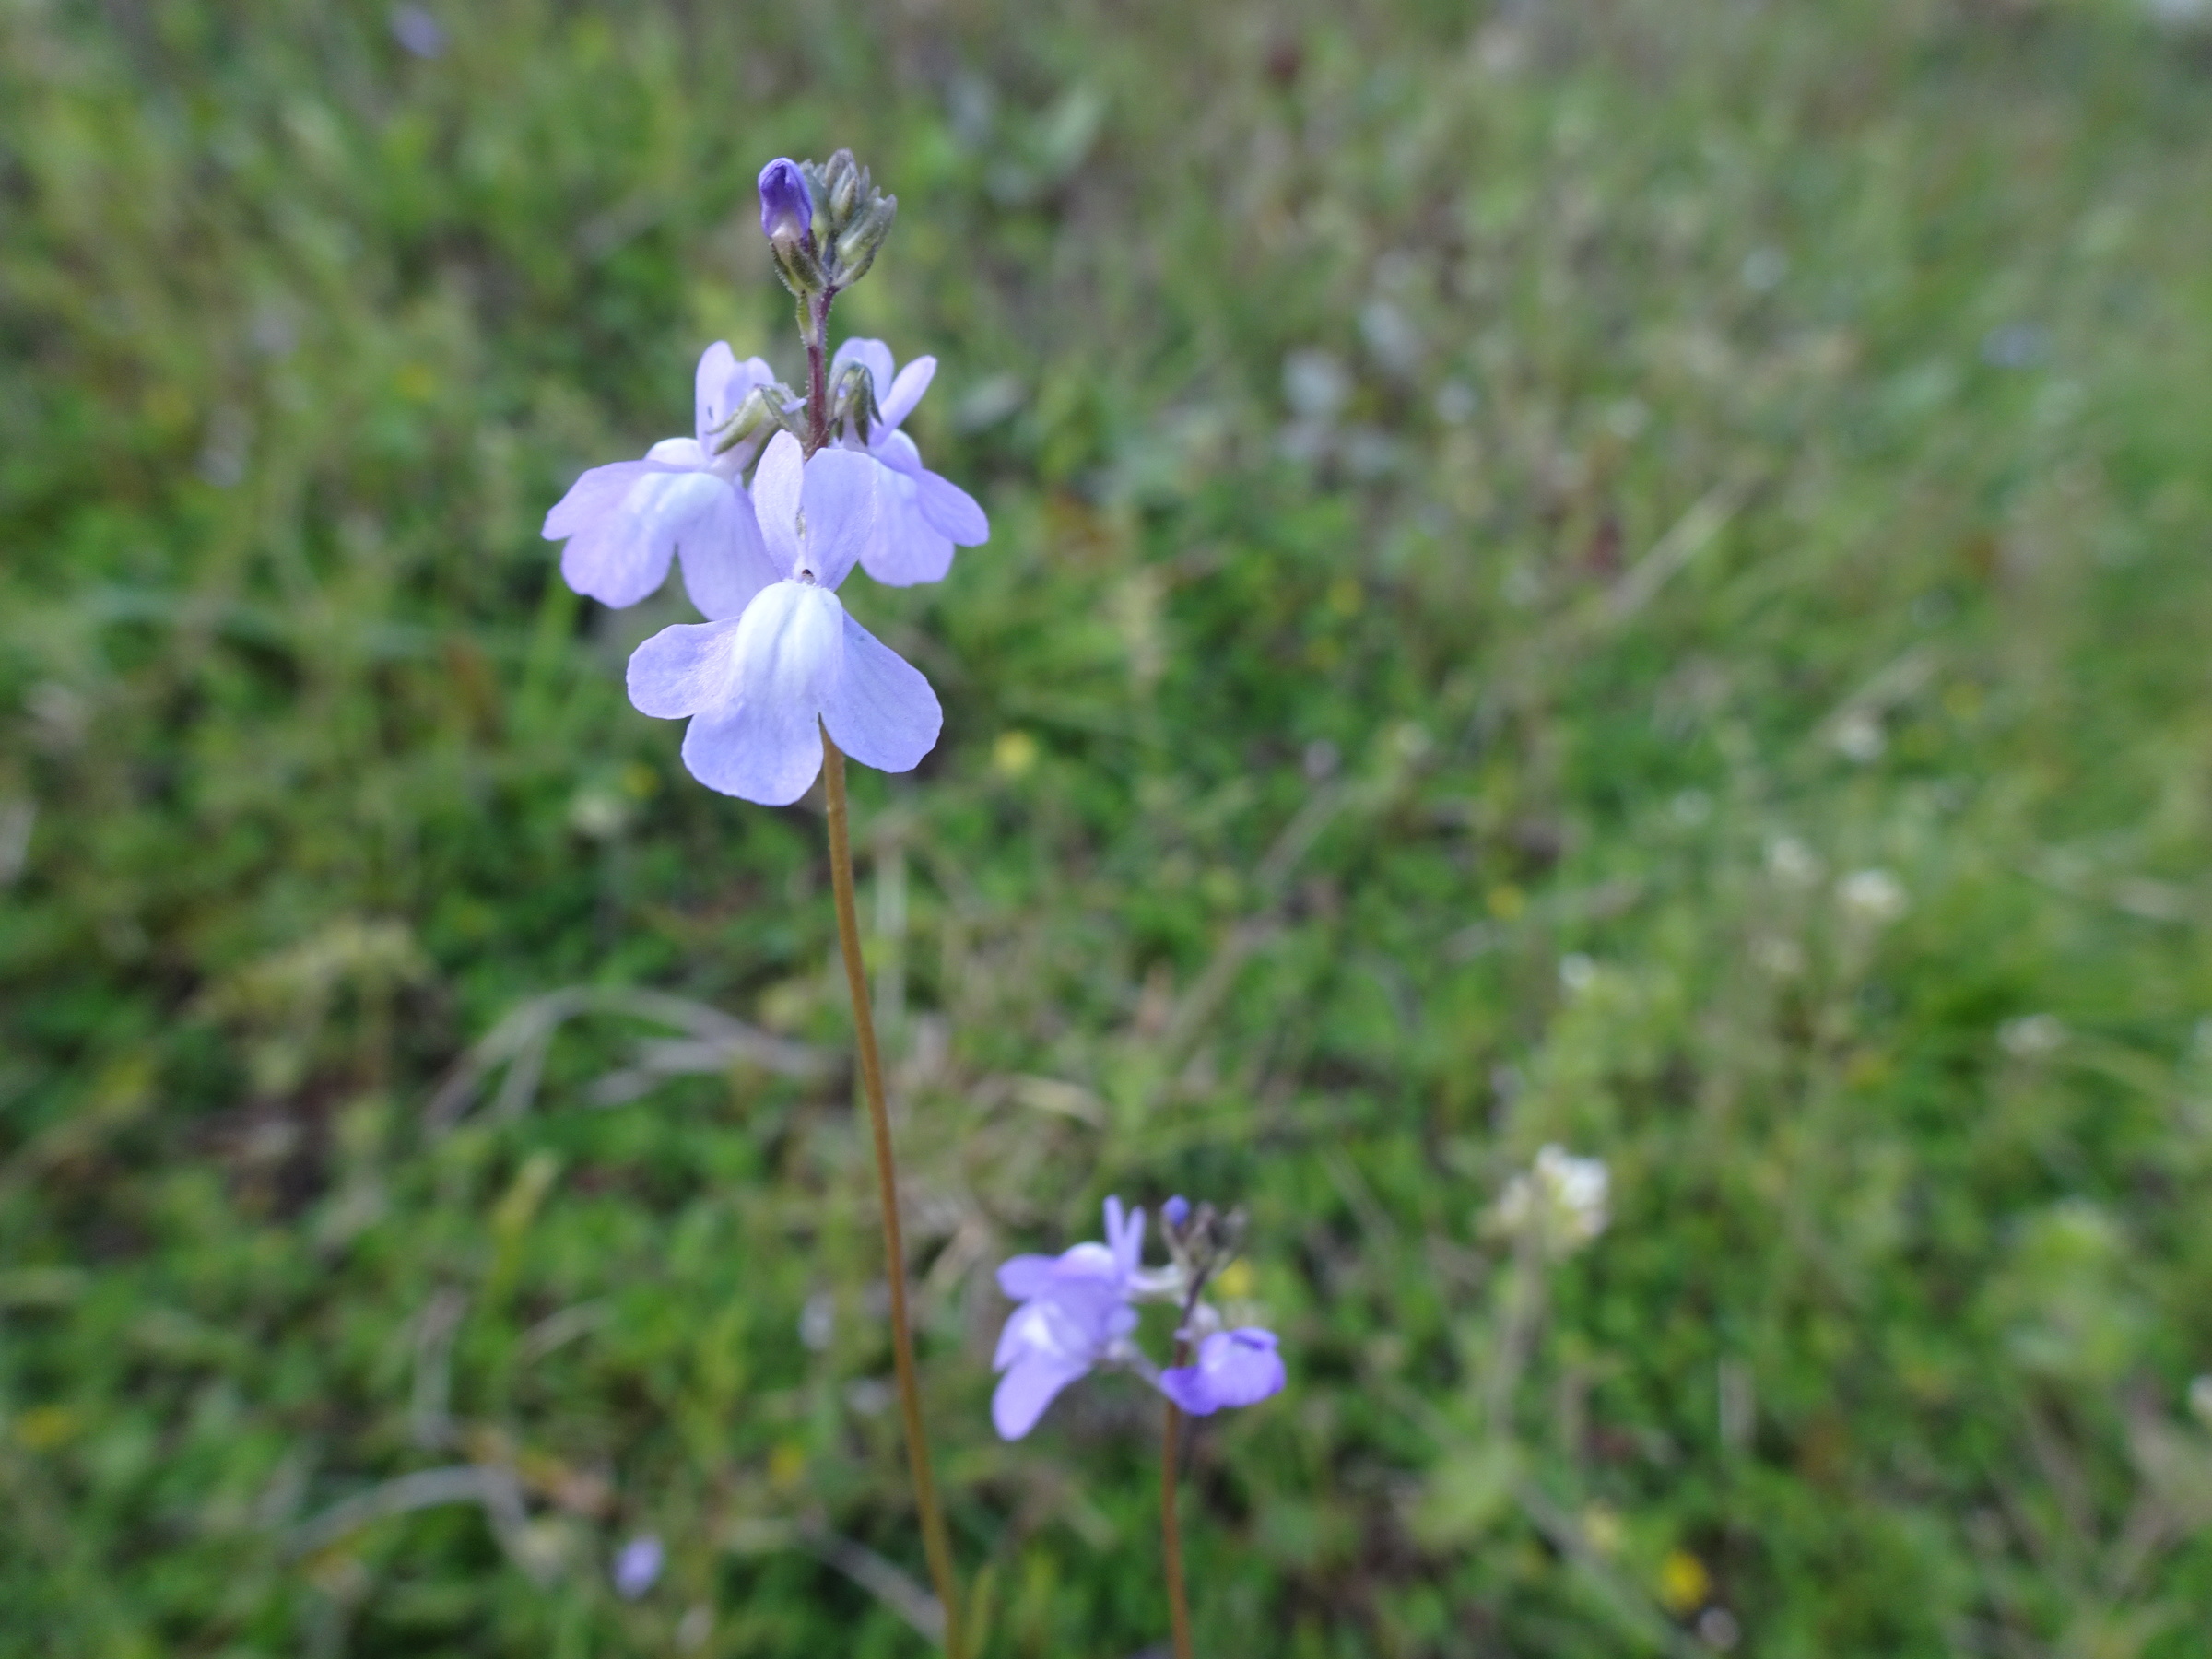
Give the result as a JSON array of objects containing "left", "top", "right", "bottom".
[
  {"left": 283, "top": 1465, "right": 547, "bottom": 1582},
  {"left": 426, "top": 986, "right": 830, "bottom": 1131}
]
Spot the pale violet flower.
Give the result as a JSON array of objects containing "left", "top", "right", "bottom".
[
  {"left": 992, "top": 1196, "right": 1286, "bottom": 1439},
  {"left": 1160, "top": 1329, "right": 1285, "bottom": 1416},
  {"left": 542, "top": 343, "right": 782, "bottom": 616},
  {"left": 992, "top": 1197, "right": 1147, "bottom": 1440},
  {"left": 612, "top": 1534, "right": 663, "bottom": 1599},
  {"left": 1495, "top": 1145, "right": 1609, "bottom": 1251},
  {"left": 831, "top": 337, "right": 989, "bottom": 585},
  {"left": 625, "top": 431, "right": 941, "bottom": 806}
]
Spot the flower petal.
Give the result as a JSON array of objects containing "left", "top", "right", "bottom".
[
  {"left": 798, "top": 447, "right": 881, "bottom": 590},
  {"left": 735, "top": 580, "right": 842, "bottom": 708},
  {"left": 996, "top": 1254, "right": 1062, "bottom": 1303},
  {"left": 1105, "top": 1198, "right": 1145, "bottom": 1280},
  {"left": 877, "top": 354, "right": 936, "bottom": 430},
  {"left": 693, "top": 342, "right": 740, "bottom": 443},
  {"left": 858, "top": 455, "right": 955, "bottom": 587},
  {"left": 648, "top": 436, "right": 707, "bottom": 468},
  {"left": 916, "top": 468, "right": 990, "bottom": 546},
  {"left": 673, "top": 582, "right": 842, "bottom": 805},
  {"left": 679, "top": 700, "right": 823, "bottom": 806},
  {"left": 543, "top": 459, "right": 658, "bottom": 541},
  {"left": 627, "top": 615, "right": 745, "bottom": 719},
  {"left": 676, "top": 485, "right": 781, "bottom": 621},
  {"left": 750, "top": 431, "right": 805, "bottom": 576},
  {"left": 559, "top": 468, "right": 728, "bottom": 608},
  {"left": 1048, "top": 1241, "right": 1124, "bottom": 1284},
  {"left": 831, "top": 337, "right": 897, "bottom": 407},
  {"left": 992, "top": 1350, "right": 1092, "bottom": 1441},
  {"left": 820, "top": 611, "right": 940, "bottom": 775},
  {"left": 1160, "top": 1328, "right": 1285, "bottom": 1416}
]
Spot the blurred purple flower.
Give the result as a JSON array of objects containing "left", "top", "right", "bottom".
[
  {"left": 991, "top": 1197, "right": 1146, "bottom": 1439},
  {"left": 625, "top": 431, "right": 941, "bottom": 805},
  {"left": 542, "top": 343, "right": 782, "bottom": 617},
  {"left": 1159, "top": 1328, "right": 1285, "bottom": 1416},
  {"left": 390, "top": 5, "right": 444, "bottom": 58},
  {"left": 612, "top": 1534, "right": 663, "bottom": 1599},
  {"left": 759, "top": 159, "right": 813, "bottom": 243},
  {"left": 830, "top": 337, "right": 990, "bottom": 586}
]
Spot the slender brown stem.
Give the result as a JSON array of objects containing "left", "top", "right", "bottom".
[
  {"left": 822, "top": 728, "right": 964, "bottom": 1659},
  {"left": 1161, "top": 1390, "right": 1194, "bottom": 1659}
]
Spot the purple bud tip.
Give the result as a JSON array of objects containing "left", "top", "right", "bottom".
[
  {"left": 758, "top": 159, "right": 813, "bottom": 241},
  {"left": 612, "top": 1534, "right": 664, "bottom": 1600},
  {"left": 1163, "top": 1195, "right": 1191, "bottom": 1230}
]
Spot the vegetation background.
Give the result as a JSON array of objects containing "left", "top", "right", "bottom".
[{"left": 6, "top": 0, "right": 2212, "bottom": 1653}]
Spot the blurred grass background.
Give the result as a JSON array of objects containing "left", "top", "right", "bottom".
[{"left": 6, "top": 0, "right": 2212, "bottom": 1653}]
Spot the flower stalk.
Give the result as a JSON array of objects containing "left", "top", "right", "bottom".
[
  {"left": 543, "top": 144, "right": 984, "bottom": 1653},
  {"left": 822, "top": 732, "right": 965, "bottom": 1659},
  {"left": 1160, "top": 1353, "right": 1195, "bottom": 1659},
  {"left": 791, "top": 155, "right": 961, "bottom": 1653}
]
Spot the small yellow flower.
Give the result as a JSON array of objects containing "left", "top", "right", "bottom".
[
  {"left": 1580, "top": 1502, "right": 1623, "bottom": 1558},
  {"left": 768, "top": 1442, "right": 807, "bottom": 1489},
  {"left": 14, "top": 1405, "right": 79, "bottom": 1451},
  {"left": 1658, "top": 1548, "right": 1711, "bottom": 1614},
  {"left": 992, "top": 730, "right": 1039, "bottom": 778}
]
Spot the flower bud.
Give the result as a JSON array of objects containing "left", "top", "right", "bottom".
[
  {"left": 834, "top": 194, "right": 898, "bottom": 283},
  {"left": 1163, "top": 1194, "right": 1191, "bottom": 1231},
  {"left": 712, "top": 383, "right": 801, "bottom": 461},
  {"left": 824, "top": 147, "right": 863, "bottom": 225},
  {"left": 758, "top": 158, "right": 814, "bottom": 244},
  {"left": 830, "top": 360, "right": 878, "bottom": 441}
]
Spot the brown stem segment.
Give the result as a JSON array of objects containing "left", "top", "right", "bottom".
[
  {"left": 804, "top": 290, "right": 834, "bottom": 455},
  {"left": 1161, "top": 1393, "right": 1195, "bottom": 1659},
  {"left": 822, "top": 728, "right": 964, "bottom": 1659}
]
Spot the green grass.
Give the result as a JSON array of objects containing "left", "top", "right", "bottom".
[{"left": 6, "top": 0, "right": 2212, "bottom": 1653}]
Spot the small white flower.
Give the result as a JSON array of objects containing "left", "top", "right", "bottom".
[
  {"left": 1496, "top": 1145, "right": 1609, "bottom": 1250},
  {"left": 1766, "top": 835, "right": 1823, "bottom": 888},
  {"left": 1837, "top": 867, "right": 1908, "bottom": 925},
  {"left": 1558, "top": 953, "right": 1597, "bottom": 994},
  {"left": 1751, "top": 935, "right": 1806, "bottom": 977},
  {"left": 1832, "top": 710, "right": 1886, "bottom": 763},
  {"left": 1999, "top": 1014, "right": 2066, "bottom": 1058}
]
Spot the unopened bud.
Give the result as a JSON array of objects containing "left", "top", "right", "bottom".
[
  {"left": 830, "top": 361, "right": 878, "bottom": 440},
  {"left": 835, "top": 194, "right": 898, "bottom": 283},
  {"left": 712, "top": 384, "right": 800, "bottom": 459},
  {"left": 757, "top": 158, "right": 813, "bottom": 244},
  {"left": 825, "top": 148, "right": 862, "bottom": 224}
]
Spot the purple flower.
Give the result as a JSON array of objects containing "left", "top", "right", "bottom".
[
  {"left": 759, "top": 158, "right": 813, "bottom": 242},
  {"left": 389, "top": 5, "right": 444, "bottom": 58},
  {"left": 625, "top": 431, "right": 941, "bottom": 805},
  {"left": 830, "top": 338, "right": 990, "bottom": 586},
  {"left": 1162, "top": 1194, "right": 1191, "bottom": 1230},
  {"left": 1159, "top": 1328, "right": 1285, "bottom": 1417},
  {"left": 612, "top": 1533, "right": 664, "bottom": 1599},
  {"left": 542, "top": 343, "right": 782, "bottom": 616},
  {"left": 991, "top": 1197, "right": 1146, "bottom": 1440}
]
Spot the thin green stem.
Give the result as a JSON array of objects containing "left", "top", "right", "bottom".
[{"left": 822, "top": 728, "right": 964, "bottom": 1659}]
